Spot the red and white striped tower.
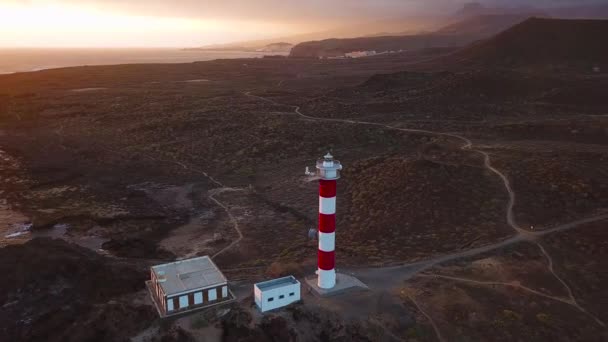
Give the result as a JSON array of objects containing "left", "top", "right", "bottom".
[{"left": 315, "top": 153, "right": 342, "bottom": 289}]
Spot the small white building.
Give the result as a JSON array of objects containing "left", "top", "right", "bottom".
[
  {"left": 254, "top": 276, "right": 301, "bottom": 312},
  {"left": 345, "top": 50, "right": 377, "bottom": 58},
  {"left": 147, "top": 256, "right": 234, "bottom": 317}
]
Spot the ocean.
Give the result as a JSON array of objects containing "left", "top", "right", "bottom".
[{"left": 0, "top": 48, "right": 286, "bottom": 74}]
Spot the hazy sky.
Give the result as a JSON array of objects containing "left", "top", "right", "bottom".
[{"left": 0, "top": 0, "right": 600, "bottom": 48}]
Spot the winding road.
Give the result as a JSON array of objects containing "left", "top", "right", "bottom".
[
  {"left": 243, "top": 90, "right": 608, "bottom": 334},
  {"left": 37, "top": 77, "right": 607, "bottom": 340},
  {"left": 105, "top": 89, "right": 607, "bottom": 337},
  {"left": 154, "top": 165, "right": 245, "bottom": 260},
  {"left": 209, "top": 187, "right": 245, "bottom": 259},
  {"left": 103, "top": 148, "right": 246, "bottom": 261}
]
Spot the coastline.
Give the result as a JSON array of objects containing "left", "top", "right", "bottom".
[{"left": 0, "top": 48, "right": 288, "bottom": 74}]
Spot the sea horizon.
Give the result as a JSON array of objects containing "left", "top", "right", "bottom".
[{"left": 0, "top": 47, "right": 287, "bottom": 74}]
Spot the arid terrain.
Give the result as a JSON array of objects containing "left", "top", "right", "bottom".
[{"left": 0, "top": 18, "right": 606, "bottom": 341}]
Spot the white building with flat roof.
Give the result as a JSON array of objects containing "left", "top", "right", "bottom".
[
  {"left": 254, "top": 276, "right": 301, "bottom": 312},
  {"left": 147, "top": 256, "right": 234, "bottom": 317},
  {"left": 345, "top": 50, "right": 377, "bottom": 58}
]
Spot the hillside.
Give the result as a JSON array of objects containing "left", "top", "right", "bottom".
[
  {"left": 256, "top": 42, "right": 293, "bottom": 53},
  {"left": 1, "top": 40, "right": 607, "bottom": 341},
  {"left": 436, "top": 14, "right": 539, "bottom": 36},
  {"left": 289, "top": 34, "right": 475, "bottom": 58},
  {"left": 289, "top": 14, "right": 532, "bottom": 58},
  {"left": 0, "top": 239, "right": 154, "bottom": 341},
  {"left": 451, "top": 18, "right": 608, "bottom": 68},
  {"left": 191, "top": 2, "right": 608, "bottom": 53},
  {"left": 193, "top": 16, "right": 442, "bottom": 51}
]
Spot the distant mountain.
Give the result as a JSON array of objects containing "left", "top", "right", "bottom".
[
  {"left": 454, "top": 1, "right": 541, "bottom": 18},
  {"left": 453, "top": 2, "right": 608, "bottom": 20},
  {"left": 436, "top": 14, "right": 539, "bottom": 37},
  {"left": 289, "top": 13, "right": 534, "bottom": 58},
  {"left": 445, "top": 18, "right": 608, "bottom": 68},
  {"left": 191, "top": 2, "right": 608, "bottom": 53},
  {"left": 289, "top": 34, "right": 476, "bottom": 58},
  {"left": 192, "top": 16, "right": 444, "bottom": 51},
  {"left": 192, "top": 31, "right": 348, "bottom": 51},
  {"left": 255, "top": 42, "right": 293, "bottom": 53}
]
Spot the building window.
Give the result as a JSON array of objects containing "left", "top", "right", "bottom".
[
  {"left": 222, "top": 286, "right": 228, "bottom": 298},
  {"left": 279, "top": 295, "right": 285, "bottom": 299},
  {"left": 194, "top": 292, "right": 203, "bottom": 305},
  {"left": 167, "top": 298, "right": 174, "bottom": 312},
  {"left": 179, "top": 295, "right": 189, "bottom": 309},
  {"left": 208, "top": 288, "right": 217, "bottom": 302},
  {"left": 268, "top": 297, "right": 274, "bottom": 302},
  {"left": 289, "top": 292, "right": 295, "bottom": 297}
]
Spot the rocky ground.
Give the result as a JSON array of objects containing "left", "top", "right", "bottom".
[
  {"left": 0, "top": 45, "right": 606, "bottom": 341},
  {"left": 0, "top": 238, "right": 154, "bottom": 342},
  {"left": 402, "top": 224, "right": 608, "bottom": 341}
]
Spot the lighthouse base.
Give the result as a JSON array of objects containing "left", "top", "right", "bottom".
[{"left": 305, "top": 273, "right": 368, "bottom": 297}]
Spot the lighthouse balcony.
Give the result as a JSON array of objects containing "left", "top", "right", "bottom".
[{"left": 316, "top": 160, "right": 342, "bottom": 180}]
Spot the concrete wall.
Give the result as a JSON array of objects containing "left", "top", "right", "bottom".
[
  {"left": 150, "top": 270, "right": 167, "bottom": 312},
  {"left": 164, "top": 284, "right": 229, "bottom": 314},
  {"left": 255, "top": 282, "right": 301, "bottom": 312}
]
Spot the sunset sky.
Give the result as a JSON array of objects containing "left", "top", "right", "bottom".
[{"left": 0, "top": 0, "right": 600, "bottom": 48}]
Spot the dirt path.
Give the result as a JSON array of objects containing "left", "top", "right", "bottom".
[
  {"left": 536, "top": 242, "right": 606, "bottom": 327},
  {"left": 244, "top": 91, "right": 525, "bottom": 237},
  {"left": 348, "top": 214, "right": 608, "bottom": 287},
  {"left": 419, "top": 273, "right": 574, "bottom": 305},
  {"left": 368, "top": 317, "right": 408, "bottom": 342},
  {"left": 243, "top": 90, "right": 608, "bottom": 265},
  {"left": 535, "top": 214, "right": 608, "bottom": 236},
  {"left": 406, "top": 295, "right": 446, "bottom": 342},
  {"left": 243, "top": 90, "right": 608, "bottom": 332},
  {"left": 98, "top": 147, "right": 246, "bottom": 259},
  {"left": 419, "top": 267, "right": 606, "bottom": 328},
  {"left": 147, "top": 155, "right": 245, "bottom": 260},
  {"left": 209, "top": 188, "right": 245, "bottom": 259}
]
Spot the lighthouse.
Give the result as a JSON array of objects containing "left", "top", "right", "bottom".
[{"left": 312, "top": 153, "right": 342, "bottom": 289}]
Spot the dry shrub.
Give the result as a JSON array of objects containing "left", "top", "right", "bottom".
[{"left": 265, "top": 262, "right": 305, "bottom": 278}]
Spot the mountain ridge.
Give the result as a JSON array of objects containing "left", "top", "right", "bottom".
[
  {"left": 447, "top": 17, "right": 608, "bottom": 68},
  {"left": 288, "top": 13, "right": 536, "bottom": 58}
]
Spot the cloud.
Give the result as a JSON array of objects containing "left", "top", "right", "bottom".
[
  {"left": 63, "top": 0, "right": 425, "bottom": 21},
  {"left": 1, "top": 0, "right": 603, "bottom": 47},
  {"left": 11, "top": 0, "right": 606, "bottom": 37},
  {"left": 58, "top": 0, "right": 605, "bottom": 22}
]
